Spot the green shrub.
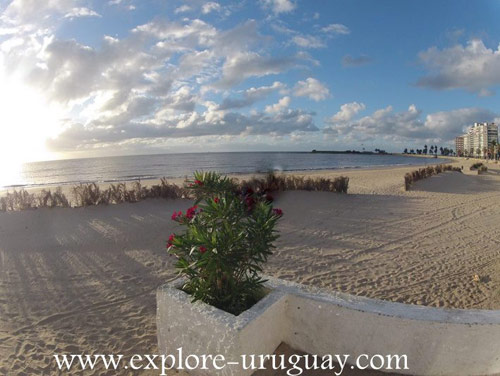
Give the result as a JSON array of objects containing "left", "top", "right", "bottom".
[{"left": 167, "top": 171, "right": 283, "bottom": 315}]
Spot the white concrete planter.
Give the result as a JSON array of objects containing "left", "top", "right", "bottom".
[{"left": 157, "top": 277, "right": 500, "bottom": 376}]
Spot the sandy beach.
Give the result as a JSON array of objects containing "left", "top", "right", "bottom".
[{"left": 1, "top": 158, "right": 499, "bottom": 375}]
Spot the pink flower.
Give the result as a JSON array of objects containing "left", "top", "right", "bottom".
[
  {"left": 272, "top": 208, "right": 283, "bottom": 217},
  {"left": 199, "top": 246, "right": 207, "bottom": 254},
  {"left": 167, "top": 234, "right": 175, "bottom": 248},
  {"left": 186, "top": 205, "right": 198, "bottom": 219},
  {"left": 171, "top": 210, "right": 182, "bottom": 221}
]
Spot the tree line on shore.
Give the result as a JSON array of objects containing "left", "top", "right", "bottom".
[{"left": 402, "top": 145, "right": 454, "bottom": 156}]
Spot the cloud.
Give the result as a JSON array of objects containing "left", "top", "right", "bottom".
[
  {"left": 417, "top": 39, "right": 500, "bottom": 95},
  {"left": 217, "top": 82, "right": 285, "bottom": 110},
  {"left": 2, "top": 0, "right": 78, "bottom": 23},
  {"left": 293, "top": 77, "right": 330, "bottom": 101},
  {"left": 47, "top": 108, "right": 318, "bottom": 151},
  {"left": 261, "top": 0, "right": 296, "bottom": 14},
  {"left": 292, "top": 35, "right": 325, "bottom": 49},
  {"left": 174, "top": 5, "right": 192, "bottom": 14},
  {"left": 133, "top": 18, "right": 217, "bottom": 47},
  {"left": 265, "top": 96, "right": 290, "bottom": 113},
  {"left": 213, "top": 52, "right": 297, "bottom": 89},
  {"left": 108, "top": 0, "right": 135, "bottom": 11},
  {"left": 341, "top": 54, "right": 372, "bottom": 67},
  {"left": 202, "top": 2, "right": 221, "bottom": 14},
  {"left": 329, "top": 102, "right": 365, "bottom": 123},
  {"left": 321, "top": 23, "right": 350, "bottom": 35},
  {"left": 423, "top": 108, "right": 497, "bottom": 139},
  {"left": 324, "top": 103, "right": 497, "bottom": 143},
  {"left": 0, "top": 3, "right": 355, "bottom": 156},
  {"left": 64, "top": 7, "right": 101, "bottom": 19}
]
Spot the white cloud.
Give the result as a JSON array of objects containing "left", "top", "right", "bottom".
[
  {"left": 265, "top": 96, "right": 290, "bottom": 113},
  {"left": 321, "top": 23, "right": 350, "bottom": 35},
  {"left": 324, "top": 103, "right": 497, "bottom": 143},
  {"left": 218, "top": 82, "right": 286, "bottom": 110},
  {"left": 292, "top": 35, "right": 325, "bottom": 49},
  {"left": 261, "top": 0, "right": 296, "bottom": 15},
  {"left": 47, "top": 108, "right": 318, "bottom": 151},
  {"left": 329, "top": 102, "right": 365, "bottom": 123},
  {"left": 202, "top": 2, "right": 221, "bottom": 14},
  {"left": 2, "top": 0, "right": 78, "bottom": 24},
  {"left": 64, "top": 7, "right": 101, "bottom": 19},
  {"left": 417, "top": 39, "right": 500, "bottom": 95},
  {"left": 174, "top": 5, "right": 192, "bottom": 14},
  {"left": 293, "top": 77, "right": 330, "bottom": 101},
  {"left": 213, "top": 52, "right": 297, "bottom": 89},
  {"left": 133, "top": 18, "right": 217, "bottom": 47}
]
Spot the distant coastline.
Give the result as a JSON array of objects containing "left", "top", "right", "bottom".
[{"left": 311, "top": 149, "right": 389, "bottom": 155}]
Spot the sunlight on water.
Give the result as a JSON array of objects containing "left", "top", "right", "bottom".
[{"left": 0, "top": 160, "right": 23, "bottom": 189}]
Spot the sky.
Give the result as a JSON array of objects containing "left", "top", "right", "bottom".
[{"left": 1, "top": 0, "right": 500, "bottom": 163}]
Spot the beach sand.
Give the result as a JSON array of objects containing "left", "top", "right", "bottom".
[{"left": 1, "top": 157, "right": 499, "bottom": 375}]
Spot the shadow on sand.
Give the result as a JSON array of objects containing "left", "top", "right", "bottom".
[{"left": 410, "top": 171, "right": 500, "bottom": 194}]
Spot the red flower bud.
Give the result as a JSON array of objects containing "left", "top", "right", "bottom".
[
  {"left": 272, "top": 208, "right": 283, "bottom": 217},
  {"left": 199, "top": 246, "right": 207, "bottom": 254},
  {"left": 167, "top": 234, "right": 176, "bottom": 248}
]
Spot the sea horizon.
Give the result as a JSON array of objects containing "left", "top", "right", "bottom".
[{"left": 3, "top": 151, "right": 442, "bottom": 190}]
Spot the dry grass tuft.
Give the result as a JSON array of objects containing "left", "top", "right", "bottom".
[
  {"left": 240, "top": 172, "right": 349, "bottom": 195},
  {"left": 0, "top": 172, "right": 348, "bottom": 212},
  {"left": 0, "top": 188, "right": 70, "bottom": 211},
  {"left": 404, "top": 164, "right": 462, "bottom": 191},
  {"left": 469, "top": 162, "right": 488, "bottom": 174}
]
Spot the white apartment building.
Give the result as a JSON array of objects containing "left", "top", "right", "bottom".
[{"left": 460, "top": 122, "right": 498, "bottom": 158}]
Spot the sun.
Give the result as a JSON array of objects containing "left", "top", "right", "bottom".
[{"left": 0, "top": 71, "right": 62, "bottom": 187}]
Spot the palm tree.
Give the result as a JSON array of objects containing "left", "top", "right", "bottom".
[{"left": 490, "top": 140, "right": 497, "bottom": 160}]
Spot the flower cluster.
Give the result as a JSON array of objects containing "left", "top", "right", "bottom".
[
  {"left": 170, "top": 205, "right": 200, "bottom": 223},
  {"left": 188, "top": 179, "right": 204, "bottom": 188},
  {"left": 166, "top": 171, "right": 283, "bottom": 315},
  {"left": 241, "top": 187, "right": 276, "bottom": 213}
]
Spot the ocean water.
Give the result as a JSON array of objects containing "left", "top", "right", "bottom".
[{"left": 5, "top": 152, "right": 440, "bottom": 189}]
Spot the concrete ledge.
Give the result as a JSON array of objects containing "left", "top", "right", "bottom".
[{"left": 157, "top": 277, "right": 500, "bottom": 376}]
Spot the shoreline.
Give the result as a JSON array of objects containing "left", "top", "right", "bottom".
[
  {"left": 0, "top": 154, "right": 451, "bottom": 193},
  {"left": 0, "top": 155, "right": 457, "bottom": 197}
]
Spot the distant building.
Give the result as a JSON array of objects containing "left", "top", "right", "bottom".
[
  {"left": 455, "top": 136, "right": 465, "bottom": 156},
  {"left": 460, "top": 122, "right": 498, "bottom": 158}
]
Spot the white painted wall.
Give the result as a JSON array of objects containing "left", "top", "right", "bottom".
[{"left": 157, "top": 277, "right": 500, "bottom": 376}]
